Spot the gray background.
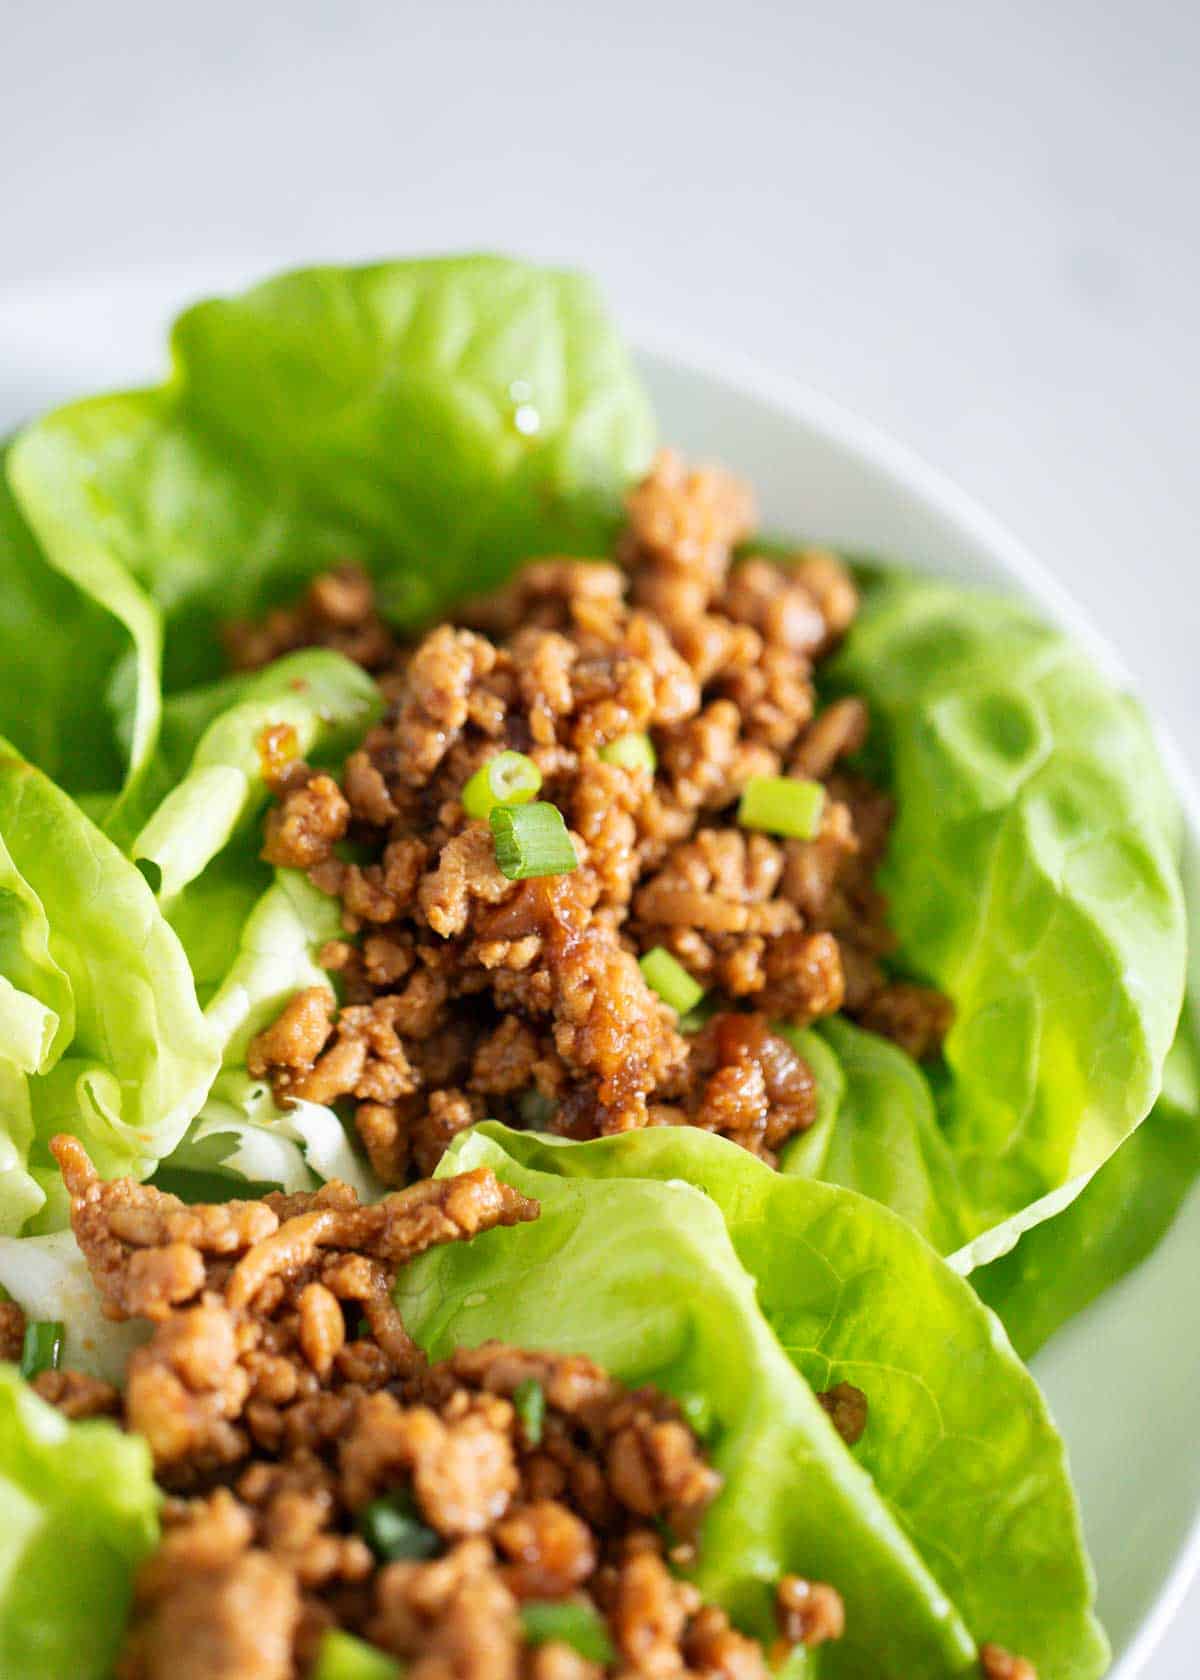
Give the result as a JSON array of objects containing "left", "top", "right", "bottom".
[{"left": 2, "top": 1, "right": 1199, "bottom": 1670}]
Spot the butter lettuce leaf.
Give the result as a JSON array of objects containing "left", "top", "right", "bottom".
[
  {"left": 203, "top": 868, "right": 342, "bottom": 1066},
  {"left": 109, "top": 646, "right": 380, "bottom": 860},
  {"left": 164, "top": 870, "right": 376, "bottom": 1200},
  {"left": 0, "top": 823, "right": 73, "bottom": 1078},
  {"left": 780, "top": 1018, "right": 969, "bottom": 1254},
  {"left": 0, "top": 444, "right": 154, "bottom": 800},
  {"left": 105, "top": 650, "right": 379, "bottom": 1005},
  {"left": 0, "top": 743, "right": 219, "bottom": 1228},
  {"left": 399, "top": 1124, "right": 1106, "bottom": 1680},
  {"left": 7, "top": 258, "right": 655, "bottom": 769},
  {"left": 827, "top": 575, "right": 1186, "bottom": 1247},
  {"left": 0, "top": 1064, "right": 41, "bottom": 1233},
  {"left": 975, "top": 1004, "right": 1200, "bottom": 1358},
  {"left": 0, "top": 1365, "right": 159, "bottom": 1678}
]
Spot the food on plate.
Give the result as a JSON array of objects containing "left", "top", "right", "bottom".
[{"left": 0, "top": 254, "right": 1193, "bottom": 1677}]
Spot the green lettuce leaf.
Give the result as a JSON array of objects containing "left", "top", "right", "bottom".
[
  {"left": 0, "top": 436, "right": 163, "bottom": 797},
  {"left": 0, "top": 1064, "right": 41, "bottom": 1233},
  {"left": 0, "top": 444, "right": 153, "bottom": 799},
  {"left": 828, "top": 575, "right": 1187, "bottom": 1250},
  {"left": 161, "top": 869, "right": 377, "bottom": 1201},
  {"left": 204, "top": 868, "right": 342, "bottom": 1066},
  {"left": 0, "top": 1365, "right": 159, "bottom": 1678},
  {"left": 103, "top": 650, "right": 379, "bottom": 1006},
  {"left": 974, "top": 1003, "right": 1200, "bottom": 1358},
  {"left": 109, "top": 647, "right": 381, "bottom": 859},
  {"left": 7, "top": 257, "right": 655, "bottom": 758},
  {"left": 0, "top": 742, "right": 220, "bottom": 1228},
  {"left": 401, "top": 1133, "right": 975, "bottom": 1678},
  {"left": 0, "top": 822, "right": 73, "bottom": 1077},
  {"left": 399, "top": 1124, "right": 1106, "bottom": 1680},
  {"left": 157, "top": 847, "right": 271, "bottom": 1009},
  {"left": 780, "top": 1019, "right": 969, "bottom": 1254}
]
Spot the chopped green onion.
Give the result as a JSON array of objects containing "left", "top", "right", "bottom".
[
  {"left": 598, "top": 732, "right": 657, "bottom": 773},
  {"left": 513, "top": 1378, "right": 546, "bottom": 1445},
  {"left": 463, "top": 751, "right": 542, "bottom": 820},
  {"left": 518, "top": 1089, "right": 558, "bottom": 1130},
  {"left": 677, "top": 994, "right": 718, "bottom": 1036},
  {"left": 358, "top": 1491, "right": 441, "bottom": 1561},
  {"left": 20, "top": 1320, "right": 63, "bottom": 1381},
  {"left": 490, "top": 803, "right": 578, "bottom": 881},
  {"left": 520, "top": 1600, "right": 616, "bottom": 1664},
  {"left": 312, "top": 1629, "right": 402, "bottom": 1680},
  {"left": 737, "top": 776, "right": 825, "bottom": 840},
  {"left": 639, "top": 947, "right": 705, "bottom": 1015}
]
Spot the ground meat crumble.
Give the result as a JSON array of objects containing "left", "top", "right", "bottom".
[
  {"left": 33, "top": 1135, "right": 851, "bottom": 1680},
  {"left": 12, "top": 1136, "right": 1037, "bottom": 1680},
  {"left": 242, "top": 450, "right": 952, "bottom": 1182}
]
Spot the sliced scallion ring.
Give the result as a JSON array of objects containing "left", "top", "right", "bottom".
[
  {"left": 513, "top": 1378, "right": 546, "bottom": 1445},
  {"left": 639, "top": 946, "right": 705, "bottom": 1015},
  {"left": 737, "top": 775, "right": 825, "bottom": 840},
  {"left": 520, "top": 1600, "right": 616, "bottom": 1664},
  {"left": 598, "top": 732, "right": 657, "bottom": 773},
  {"left": 19, "top": 1320, "right": 64, "bottom": 1381},
  {"left": 490, "top": 802, "right": 578, "bottom": 880},
  {"left": 462, "top": 750, "right": 542, "bottom": 820},
  {"left": 357, "top": 1491, "right": 441, "bottom": 1562},
  {"left": 311, "top": 1629, "right": 402, "bottom": 1680}
]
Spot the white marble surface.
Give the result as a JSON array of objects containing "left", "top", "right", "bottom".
[{"left": 2, "top": 2, "right": 1199, "bottom": 1671}]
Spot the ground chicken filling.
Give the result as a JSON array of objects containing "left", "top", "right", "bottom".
[
  {"left": 0, "top": 453, "right": 1040, "bottom": 1680},
  {"left": 11, "top": 1135, "right": 857, "bottom": 1680},
  {"left": 233, "top": 450, "right": 953, "bottom": 1182},
  {"left": 5, "top": 1138, "right": 1038, "bottom": 1680}
]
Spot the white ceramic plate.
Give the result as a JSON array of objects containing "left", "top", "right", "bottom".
[{"left": 1, "top": 269, "right": 1198, "bottom": 1678}]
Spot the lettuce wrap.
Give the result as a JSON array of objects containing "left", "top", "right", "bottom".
[
  {"left": 397, "top": 1123, "right": 1108, "bottom": 1680},
  {"left": 0, "top": 1121, "right": 1107, "bottom": 1678}
]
